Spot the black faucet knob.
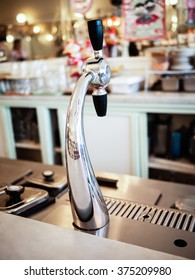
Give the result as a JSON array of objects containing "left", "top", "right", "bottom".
[
  {"left": 42, "top": 170, "right": 54, "bottom": 182},
  {"left": 87, "top": 19, "right": 103, "bottom": 51},
  {"left": 5, "top": 185, "right": 25, "bottom": 202}
]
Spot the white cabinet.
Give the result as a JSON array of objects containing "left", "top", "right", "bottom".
[
  {"left": 148, "top": 112, "right": 195, "bottom": 184},
  {"left": 84, "top": 113, "right": 148, "bottom": 176},
  {"left": 0, "top": 106, "right": 54, "bottom": 164},
  {"left": 0, "top": 106, "right": 16, "bottom": 158},
  {"left": 0, "top": 95, "right": 148, "bottom": 178},
  {"left": 0, "top": 93, "right": 194, "bottom": 182}
]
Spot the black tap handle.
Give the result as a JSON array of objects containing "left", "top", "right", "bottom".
[
  {"left": 93, "top": 94, "right": 107, "bottom": 117},
  {"left": 87, "top": 19, "right": 103, "bottom": 51},
  {"left": 92, "top": 88, "right": 107, "bottom": 117}
]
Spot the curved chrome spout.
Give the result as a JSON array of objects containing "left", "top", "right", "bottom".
[
  {"left": 65, "top": 72, "right": 109, "bottom": 230},
  {"left": 65, "top": 18, "right": 110, "bottom": 231}
]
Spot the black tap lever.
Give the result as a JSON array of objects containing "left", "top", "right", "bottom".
[
  {"left": 87, "top": 19, "right": 103, "bottom": 52},
  {"left": 87, "top": 19, "right": 110, "bottom": 117},
  {"left": 92, "top": 88, "right": 107, "bottom": 117}
]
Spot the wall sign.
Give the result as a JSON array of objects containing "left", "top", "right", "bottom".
[{"left": 122, "top": 0, "right": 166, "bottom": 41}]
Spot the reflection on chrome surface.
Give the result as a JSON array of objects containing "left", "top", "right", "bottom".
[{"left": 65, "top": 19, "right": 111, "bottom": 230}]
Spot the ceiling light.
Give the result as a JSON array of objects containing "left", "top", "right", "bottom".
[
  {"left": 16, "top": 13, "right": 27, "bottom": 24},
  {"left": 33, "top": 25, "right": 41, "bottom": 34},
  {"left": 6, "top": 34, "right": 14, "bottom": 43},
  {"left": 45, "top": 34, "right": 54, "bottom": 42}
]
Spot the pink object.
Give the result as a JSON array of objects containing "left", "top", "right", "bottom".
[
  {"left": 187, "top": 0, "right": 195, "bottom": 8},
  {"left": 186, "top": 0, "right": 195, "bottom": 23}
]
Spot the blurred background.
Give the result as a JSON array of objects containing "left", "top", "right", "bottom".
[{"left": 0, "top": 0, "right": 194, "bottom": 60}]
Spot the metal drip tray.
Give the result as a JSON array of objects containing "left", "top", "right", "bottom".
[
  {"left": 0, "top": 186, "right": 49, "bottom": 215},
  {"left": 41, "top": 195, "right": 195, "bottom": 259},
  {"left": 105, "top": 198, "right": 195, "bottom": 232}
]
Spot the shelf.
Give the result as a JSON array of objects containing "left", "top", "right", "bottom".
[
  {"left": 15, "top": 142, "right": 63, "bottom": 153},
  {"left": 148, "top": 69, "right": 195, "bottom": 75},
  {"left": 15, "top": 140, "right": 41, "bottom": 150},
  {"left": 149, "top": 156, "right": 195, "bottom": 175},
  {"left": 145, "top": 68, "right": 195, "bottom": 92}
]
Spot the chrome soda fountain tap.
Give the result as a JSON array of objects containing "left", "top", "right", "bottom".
[{"left": 65, "top": 19, "right": 111, "bottom": 230}]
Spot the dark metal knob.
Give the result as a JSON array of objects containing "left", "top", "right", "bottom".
[
  {"left": 42, "top": 170, "right": 54, "bottom": 182},
  {"left": 5, "top": 185, "right": 24, "bottom": 202}
]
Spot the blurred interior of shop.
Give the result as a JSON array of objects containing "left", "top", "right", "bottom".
[
  {"left": 0, "top": 0, "right": 195, "bottom": 60},
  {"left": 0, "top": 0, "right": 195, "bottom": 187}
]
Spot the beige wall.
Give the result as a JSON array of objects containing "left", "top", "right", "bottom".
[{"left": 0, "top": 0, "right": 114, "bottom": 25}]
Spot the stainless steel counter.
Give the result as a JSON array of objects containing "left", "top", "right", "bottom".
[
  {"left": 0, "top": 211, "right": 185, "bottom": 260},
  {"left": 0, "top": 158, "right": 195, "bottom": 259}
]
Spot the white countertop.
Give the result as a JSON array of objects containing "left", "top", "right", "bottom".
[
  {"left": 0, "top": 212, "right": 185, "bottom": 260},
  {"left": 0, "top": 92, "right": 194, "bottom": 117}
]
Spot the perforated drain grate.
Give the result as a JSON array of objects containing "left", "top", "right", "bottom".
[{"left": 105, "top": 198, "right": 195, "bottom": 232}]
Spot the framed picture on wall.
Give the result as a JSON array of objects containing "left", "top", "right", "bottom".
[{"left": 122, "top": 0, "right": 166, "bottom": 41}]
